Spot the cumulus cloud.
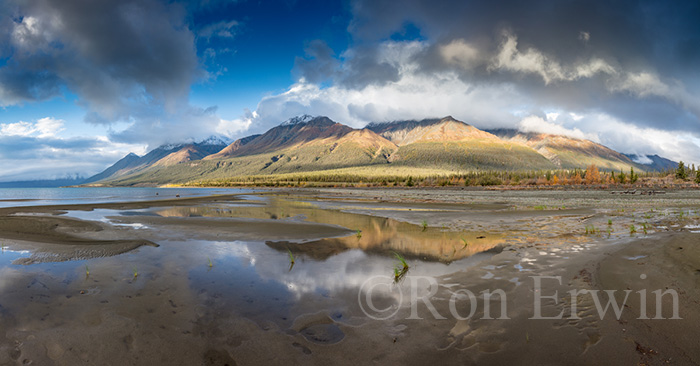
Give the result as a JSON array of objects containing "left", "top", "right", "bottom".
[
  {"left": 489, "top": 32, "right": 617, "bottom": 84},
  {"left": 0, "top": 117, "right": 64, "bottom": 138}
]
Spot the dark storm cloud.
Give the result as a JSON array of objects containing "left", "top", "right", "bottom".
[
  {"left": 293, "top": 40, "right": 400, "bottom": 89},
  {"left": 0, "top": 0, "right": 200, "bottom": 124},
  {"left": 293, "top": 40, "right": 340, "bottom": 84}
]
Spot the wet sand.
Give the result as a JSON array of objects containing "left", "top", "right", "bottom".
[{"left": 0, "top": 188, "right": 699, "bottom": 365}]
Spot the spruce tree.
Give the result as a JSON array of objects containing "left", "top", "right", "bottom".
[{"left": 677, "top": 161, "right": 688, "bottom": 180}]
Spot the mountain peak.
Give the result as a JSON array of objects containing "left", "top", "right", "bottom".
[
  {"left": 280, "top": 114, "right": 317, "bottom": 126},
  {"left": 198, "top": 135, "right": 231, "bottom": 146}
]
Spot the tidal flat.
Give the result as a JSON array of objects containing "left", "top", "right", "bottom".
[{"left": 0, "top": 188, "right": 699, "bottom": 365}]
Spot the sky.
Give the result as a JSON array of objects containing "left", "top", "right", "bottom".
[{"left": 0, "top": 0, "right": 699, "bottom": 181}]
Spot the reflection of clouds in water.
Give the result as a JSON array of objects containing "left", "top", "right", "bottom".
[
  {"left": 62, "top": 209, "right": 148, "bottom": 229},
  {"left": 207, "top": 240, "right": 486, "bottom": 299},
  {"left": 0, "top": 267, "right": 24, "bottom": 293}
]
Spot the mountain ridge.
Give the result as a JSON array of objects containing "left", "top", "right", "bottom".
[{"left": 85, "top": 116, "right": 676, "bottom": 186}]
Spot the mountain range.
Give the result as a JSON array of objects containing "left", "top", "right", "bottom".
[{"left": 83, "top": 115, "right": 675, "bottom": 186}]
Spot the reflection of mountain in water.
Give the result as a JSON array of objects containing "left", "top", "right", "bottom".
[{"left": 151, "top": 198, "right": 507, "bottom": 262}]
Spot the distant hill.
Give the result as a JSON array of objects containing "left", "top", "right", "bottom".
[
  {"left": 82, "top": 153, "right": 141, "bottom": 184},
  {"left": 0, "top": 178, "right": 86, "bottom": 188},
  {"left": 487, "top": 129, "right": 642, "bottom": 171},
  {"left": 624, "top": 154, "right": 677, "bottom": 172},
  {"left": 83, "top": 136, "right": 228, "bottom": 184},
  {"left": 84, "top": 116, "right": 676, "bottom": 186}
]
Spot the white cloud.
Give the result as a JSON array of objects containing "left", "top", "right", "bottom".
[
  {"left": 545, "top": 112, "right": 560, "bottom": 121},
  {"left": 579, "top": 31, "right": 590, "bottom": 43},
  {"left": 518, "top": 115, "right": 588, "bottom": 140},
  {"left": 198, "top": 20, "right": 240, "bottom": 40},
  {"left": 216, "top": 117, "right": 252, "bottom": 137},
  {"left": 0, "top": 117, "right": 64, "bottom": 138},
  {"left": 246, "top": 69, "right": 523, "bottom": 133},
  {"left": 0, "top": 117, "right": 145, "bottom": 181},
  {"left": 577, "top": 113, "right": 700, "bottom": 164},
  {"left": 607, "top": 72, "right": 700, "bottom": 118},
  {"left": 489, "top": 32, "right": 616, "bottom": 84},
  {"left": 439, "top": 39, "right": 483, "bottom": 70}
]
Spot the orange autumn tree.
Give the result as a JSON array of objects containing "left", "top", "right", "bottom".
[
  {"left": 585, "top": 164, "right": 601, "bottom": 184},
  {"left": 571, "top": 171, "right": 583, "bottom": 185}
]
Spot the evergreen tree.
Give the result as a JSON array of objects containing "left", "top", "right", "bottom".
[
  {"left": 618, "top": 170, "right": 626, "bottom": 184},
  {"left": 630, "top": 167, "right": 639, "bottom": 184},
  {"left": 677, "top": 161, "right": 688, "bottom": 180}
]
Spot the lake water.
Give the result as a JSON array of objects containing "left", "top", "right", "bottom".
[{"left": 0, "top": 187, "right": 253, "bottom": 208}]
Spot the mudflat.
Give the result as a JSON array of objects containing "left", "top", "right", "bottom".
[{"left": 0, "top": 188, "right": 699, "bottom": 365}]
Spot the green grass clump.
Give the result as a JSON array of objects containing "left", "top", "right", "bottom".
[
  {"left": 85, "top": 264, "right": 90, "bottom": 277},
  {"left": 461, "top": 237, "right": 469, "bottom": 249},
  {"left": 533, "top": 205, "right": 546, "bottom": 210},
  {"left": 584, "top": 224, "right": 597, "bottom": 235},
  {"left": 394, "top": 252, "right": 409, "bottom": 270},
  {"left": 392, "top": 252, "right": 410, "bottom": 282},
  {"left": 356, "top": 230, "right": 362, "bottom": 239},
  {"left": 208, "top": 257, "right": 213, "bottom": 268},
  {"left": 608, "top": 219, "right": 612, "bottom": 226},
  {"left": 629, "top": 224, "right": 637, "bottom": 235},
  {"left": 287, "top": 248, "right": 295, "bottom": 264},
  {"left": 421, "top": 220, "right": 428, "bottom": 231},
  {"left": 132, "top": 266, "right": 138, "bottom": 278}
]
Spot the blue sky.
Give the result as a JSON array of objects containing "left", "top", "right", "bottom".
[{"left": 1, "top": 0, "right": 699, "bottom": 180}]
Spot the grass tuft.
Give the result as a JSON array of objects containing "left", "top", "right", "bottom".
[
  {"left": 584, "top": 224, "right": 597, "bottom": 235},
  {"left": 287, "top": 248, "right": 295, "bottom": 265}
]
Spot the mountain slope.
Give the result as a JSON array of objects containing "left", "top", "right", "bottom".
[
  {"left": 229, "top": 115, "right": 355, "bottom": 156},
  {"left": 487, "top": 129, "right": 642, "bottom": 171},
  {"left": 152, "top": 140, "right": 228, "bottom": 167},
  {"left": 368, "top": 116, "right": 499, "bottom": 145},
  {"left": 203, "top": 134, "right": 261, "bottom": 160},
  {"left": 85, "top": 137, "right": 228, "bottom": 184},
  {"left": 83, "top": 153, "right": 141, "bottom": 184},
  {"left": 369, "top": 117, "right": 556, "bottom": 170}
]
